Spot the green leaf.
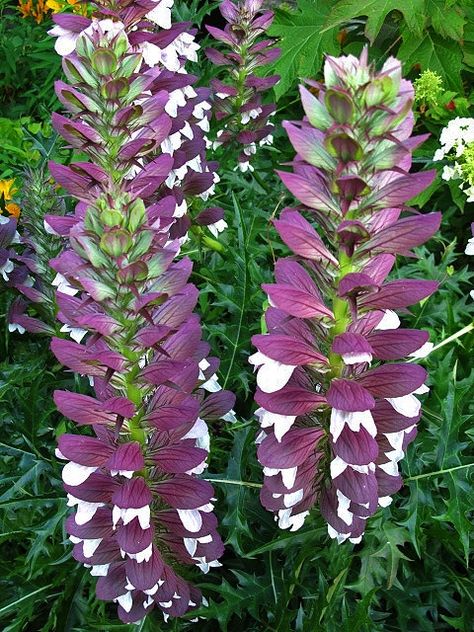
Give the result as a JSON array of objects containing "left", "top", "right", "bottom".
[
  {"left": 433, "top": 471, "right": 472, "bottom": 566},
  {"left": 398, "top": 28, "right": 463, "bottom": 90},
  {"left": 219, "top": 428, "right": 254, "bottom": 556},
  {"left": 269, "top": 0, "right": 340, "bottom": 99},
  {"left": 427, "top": 0, "right": 466, "bottom": 40},
  {"left": 324, "top": 0, "right": 426, "bottom": 43},
  {"left": 371, "top": 525, "right": 412, "bottom": 589}
]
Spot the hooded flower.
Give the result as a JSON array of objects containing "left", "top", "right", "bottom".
[
  {"left": 205, "top": 0, "right": 280, "bottom": 172},
  {"left": 47, "top": 8, "right": 235, "bottom": 623},
  {"left": 252, "top": 50, "right": 440, "bottom": 543}
]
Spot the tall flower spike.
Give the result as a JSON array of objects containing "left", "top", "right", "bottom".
[
  {"left": 205, "top": 0, "right": 280, "bottom": 172},
  {"left": 251, "top": 51, "right": 440, "bottom": 543},
  {"left": 48, "top": 15, "right": 235, "bottom": 624},
  {"left": 6, "top": 167, "right": 66, "bottom": 336},
  {"left": 48, "top": 1, "right": 224, "bottom": 242}
]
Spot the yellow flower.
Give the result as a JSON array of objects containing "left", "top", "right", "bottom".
[
  {"left": 46, "top": 0, "right": 61, "bottom": 10},
  {"left": 0, "top": 179, "right": 18, "bottom": 201},
  {"left": 46, "top": 0, "right": 86, "bottom": 14}
]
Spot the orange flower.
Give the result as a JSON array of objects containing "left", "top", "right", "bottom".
[
  {"left": 18, "top": 0, "right": 49, "bottom": 23},
  {"left": 6, "top": 203, "right": 21, "bottom": 218}
]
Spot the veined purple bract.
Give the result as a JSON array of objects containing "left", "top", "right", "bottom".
[
  {"left": 47, "top": 3, "right": 235, "bottom": 623},
  {"left": 251, "top": 50, "right": 440, "bottom": 542}
]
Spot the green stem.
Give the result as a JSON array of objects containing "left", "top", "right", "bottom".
[
  {"left": 408, "top": 321, "right": 474, "bottom": 362},
  {"left": 203, "top": 478, "right": 262, "bottom": 489},
  {"left": 328, "top": 250, "right": 353, "bottom": 376},
  {"left": 406, "top": 462, "right": 474, "bottom": 482}
]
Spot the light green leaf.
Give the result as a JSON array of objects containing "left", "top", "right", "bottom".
[
  {"left": 398, "top": 29, "right": 463, "bottom": 90},
  {"left": 427, "top": 0, "right": 466, "bottom": 40}
]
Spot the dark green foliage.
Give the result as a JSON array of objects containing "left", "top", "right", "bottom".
[
  {"left": 0, "top": 1, "right": 473, "bottom": 630},
  {"left": 0, "top": 2, "right": 61, "bottom": 119}
]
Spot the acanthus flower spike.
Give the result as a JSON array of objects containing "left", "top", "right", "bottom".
[
  {"left": 205, "top": 0, "right": 280, "bottom": 172},
  {"left": 47, "top": 10, "right": 235, "bottom": 624},
  {"left": 252, "top": 50, "right": 440, "bottom": 543}
]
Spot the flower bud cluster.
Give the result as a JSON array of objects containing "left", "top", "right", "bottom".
[
  {"left": 205, "top": 0, "right": 280, "bottom": 172},
  {"left": 47, "top": 10, "right": 235, "bottom": 623},
  {"left": 251, "top": 51, "right": 440, "bottom": 542}
]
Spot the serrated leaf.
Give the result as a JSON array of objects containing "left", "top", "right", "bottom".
[
  {"left": 220, "top": 428, "right": 254, "bottom": 556},
  {"left": 433, "top": 470, "right": 472, "bottom": 566},
  {"left": 398, "top": 28, "right": 463, "bottom": 89},
  {"left": 324, "top": 0, "right": 426, "bottom": 43},
  {"left": 427, "top": 0, "right": 465, "bottom": 40},
  {"left": 269, "top": 0, "right": 339, "bottom": 99}
]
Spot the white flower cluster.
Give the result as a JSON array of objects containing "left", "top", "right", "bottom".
[{"left": 433, "top": 117, "right": 474, "bottom": 202}]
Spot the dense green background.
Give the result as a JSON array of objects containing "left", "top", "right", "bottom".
[{"left": 0, "top": 1, "right": 473, "bottom": 630}]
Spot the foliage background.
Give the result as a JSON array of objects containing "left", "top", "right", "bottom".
[{"left": 0, "top": 1, "right": 473, "bottom": 630}]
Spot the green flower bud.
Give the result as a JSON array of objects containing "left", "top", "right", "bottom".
[
  {"left": 91, "top": 48, "right": 118, "bottom": 76},
  {"left": 100, "top": 228, "right": 133, "bottom": 256}
]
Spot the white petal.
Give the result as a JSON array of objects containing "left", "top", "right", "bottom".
[
  {"left": 379, "top": 460, "right": 399, "bottom": 476},
  {"left": 375, "top": 309, "right": 400, "bottom": 330},
  {"left": 177, "top": 509, "right": 202, "bottom": 533},
  {"left": 74, "top": 500, "right": 103, "bottom": 525},
  {"left": 330, "top": 456, "right": 348, "bottom": 479},
  {"left": 90, "top": 564, "right": 109, "bottom": 576},
  {"left": 129, "top": 543, "right": 153, "bottom": 563},
  {"left": 144, "top": 584, "right": 159, "bottom": 595},
  {"left": 116, "top": 591, "right": 133, "bottom": 613},
  {"left": 386, "top": 394, "right": 421, "bottom": 417},
  {"left": 465, "top": 237, "right": 474, "bottom": 255},
  {"left": 55, "top": 33, "right": 78, "bottom": 57},
  {"left": 283, "top": 488, "right": 304, "bottom": 508},
  {"left": 82, "top": 538, "right": 103, "bottom": 558},
  {"left": 62, "top": 462, "right": 97, "bottom": 486},
  {"left": 281, "top": 467, "right": 298, "bottom": 490},
  {"left": 414, "top": 383, "right": 430, "bottom": 395},
  {"left": 330, "top": 409, "right": 376, "bottom": 442},
  {"left": 409, "top": 342, "right": 434, "bottom": 359},
  {"left": 183, "top": 538, "right": 198, "bottom": 557},
  {"left": 256, "top": 359, "right": 296, "bottom": 393},
  {"left": 336, "top": 490, "right": 353, "bottom": 526},
  {"left": 327, "top": 524, "right": 350, "bottom": 544},
  {"left": 349, "top": 535, "right": 362, "bottom": 544},
  {"left": 122, "top": 506, "right": 151, "bottom": 530}
]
